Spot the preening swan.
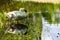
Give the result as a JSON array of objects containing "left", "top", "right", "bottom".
[
  {"left": 5, "top": 24, "right": 28, "bottom": 35},
  {"left": 6, "top": 8, "right": 28, "bottom": 20}
]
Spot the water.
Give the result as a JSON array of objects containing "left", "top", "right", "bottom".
[{"left": 41, "top": 9, "right": 60, "bottom": 40}]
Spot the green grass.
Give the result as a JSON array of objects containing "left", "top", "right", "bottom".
[
  {"left": 0, "top": 1, "right": 60, "bottom": 40},
  {"left": 0, "top": 12, "right": 42, "bottom": 40}
]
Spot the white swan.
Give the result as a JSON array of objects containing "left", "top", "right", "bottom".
[
  {"left": 5, "top": 24, "right": 28, "bottom": 35},
  {"left": 6, "top": 8, "right": 28, "bottom": 20}
]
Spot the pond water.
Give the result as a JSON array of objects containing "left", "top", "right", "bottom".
[{"left": 41, "top": 9, "right": 60, "bottom": 40}]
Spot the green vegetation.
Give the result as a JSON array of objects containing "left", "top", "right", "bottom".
[{"left": 0, "top": 1, "right": 60, "bottom": 40}]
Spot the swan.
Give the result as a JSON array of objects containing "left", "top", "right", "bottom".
[
  {"left": 5, "top": 23, "right": 28, "bottom": 35},
  {"left": 6, "top": 8, "right": 28, "bottom": 20}
]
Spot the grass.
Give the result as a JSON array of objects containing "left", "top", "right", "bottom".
[
  {"left": 0, "top": 12, "right": 42, "bottom": 40},
  {"left": 0, "top": 1, "right": 60, "bottom": 40}
]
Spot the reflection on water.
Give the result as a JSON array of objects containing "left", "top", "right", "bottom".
[
  {"left": 41, "top": 8, "right": 60, "bottom": 40},
  {"left": 55, "top": 8, "right": 60, "bottom": 23},
  {"left": 42, "top": 17, "right": 60, "bottom": 40}
]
